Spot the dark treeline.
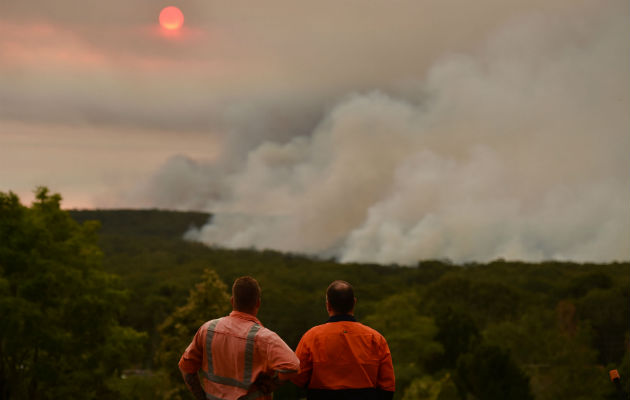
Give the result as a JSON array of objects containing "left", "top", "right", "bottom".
[
  {"left": 0, "top": 190, "right": 627, "bottom": 400},
  {"left": 68, "top": 209, "right": 629, "bottom": 400}
]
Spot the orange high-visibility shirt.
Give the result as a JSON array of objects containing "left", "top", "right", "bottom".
[
  {"left": 292, "top": 315, "right": 395, "bottom": 394},
  {"left": 179, "top": 311, "right": 300, "bottom": 400}
]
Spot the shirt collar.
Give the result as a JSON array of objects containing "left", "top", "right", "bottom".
[
  {"left": 229, "top": 310, "right": 263, "bottom": 326},
  {"left": 327, "top": 314, "right": 357, "bottom": 323}
]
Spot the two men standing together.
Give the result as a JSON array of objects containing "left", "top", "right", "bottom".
[{"left": 179, "top": 277, "right": 395, "bottom": 400}]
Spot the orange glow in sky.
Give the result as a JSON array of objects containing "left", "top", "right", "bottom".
[{"left": 159, "top": 6, "right": 184, "bottom": 31}]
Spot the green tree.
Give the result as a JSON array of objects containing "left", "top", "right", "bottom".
[
  {"left": 454, "top": 344, "right": 533, "bottom": 400},
  {"left": 402, "top": 373, "right": 457, "bottom": 400},
  {"left": 364, "top": 291, "right": 443, "bottom": 398},
  {"left": 427, "top": 308, "right": 480, "bottom": 372},
  {"left": 565, "top": 271, "right": 612, "bottom": 299},
  {"left": 482, "top": 305, "right": 610, "bottom": 400},
  {"left": 422, "top": 276, "right": 521, "bottom": 328},
  {"left": 0, "top": 188, "right": 146, "bottom": 399},
  {"left": 576, "top": 287, "right": 628, "bottom": 365},
  {"left": 155, "top": 268, "right": 230, "bottom": 399}
]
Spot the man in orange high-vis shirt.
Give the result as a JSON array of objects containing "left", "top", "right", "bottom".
[
  {"left": 179, "top": 276, "right": 299, "bottom": 400},
  {"left": 292, "top": 280, "right": 395, "bottom": 400}
]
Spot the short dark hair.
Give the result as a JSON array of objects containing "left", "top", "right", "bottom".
[
  {"left": 232, "top": 276, "right": 261, "bottom": 312},
  {"left": 326, "top": 280, "right": 355, "bottom": 314}
]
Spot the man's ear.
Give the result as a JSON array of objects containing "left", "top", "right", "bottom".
[{"left": 230, "top": 296, "right": 235, "bottom": 308}]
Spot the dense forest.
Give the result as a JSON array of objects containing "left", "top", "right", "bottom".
[{"left": 1, "top": 189, "right": 628, "bottom": 399}]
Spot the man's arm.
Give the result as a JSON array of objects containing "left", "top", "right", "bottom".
[
  {"left": 290, "top": 333, "right": 312, "bottom": 388},
  {"left": 376, "top": 337, "right": 395, "bottom": 399},
  {"left": 267, "top": 332, "right": 300, "bottom": 371},
  {"left": 179, "top": 324, "right": 206, "bottom": 400},
  {"left": 249, "top": 371, "right": 284, "bottom": 395},
  {"left": 181, "top": 370, "right": 206, "bottom": 400}
]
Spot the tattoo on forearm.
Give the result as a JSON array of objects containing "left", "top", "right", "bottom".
[{"left": 183, "top": 372, "right": 206, "bottom": 400}]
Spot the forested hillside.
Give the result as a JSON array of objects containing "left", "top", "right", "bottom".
[
  {"left": 65, "top": 209, "right": 629, "bottom": 400},
  {"left": 1, "top": 194, "right": 627, "bottom": 400}
]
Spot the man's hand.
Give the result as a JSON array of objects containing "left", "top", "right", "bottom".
[
  {"left": 236, "top": 373, "right": 279, "bottom": 399},
  {"left": 253, "top": 372, "right": 279, "bottom": 394},
  {"left": 248, "top": 371, "right": 287, "bottom": 395},
  {"left": 181, "top": 371, "right": 205, "bottom": 400}
]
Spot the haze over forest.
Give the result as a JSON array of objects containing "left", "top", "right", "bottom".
[{"left": 1, "top": 1, "right": 628, "bottom": 264}]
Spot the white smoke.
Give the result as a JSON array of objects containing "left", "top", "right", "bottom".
[{"left": 184, "top": 9, "right": 629, "bottom": 264}]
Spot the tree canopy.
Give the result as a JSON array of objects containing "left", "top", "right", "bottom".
[
  {"left": 2, "top": 201, "right": 624, "bottom": 399},
  {"left": 0, "top": 188, "right": 145, "bottom": 399}
]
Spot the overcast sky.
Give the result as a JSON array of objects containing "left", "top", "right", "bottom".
[{"left": 1, "top": 1, "right": 628, "bottom": 263}]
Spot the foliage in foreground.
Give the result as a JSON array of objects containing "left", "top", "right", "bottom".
[
  {"left": 76, "top": 209, "right": 627, "bottom": 400},
  {"left": 2, "top": 194, "right": 627, "bottom": 399},
  {"left": 0, "top": 189, "right": 146, "bottom": 399}
]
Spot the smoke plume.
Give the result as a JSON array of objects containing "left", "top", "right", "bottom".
[{"left": 182, "top": 8, "right": 629, "bottom": 264}]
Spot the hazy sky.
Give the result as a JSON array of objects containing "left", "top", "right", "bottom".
[{"left": 1, "top": 1, "right": 628, "bottom": 263}]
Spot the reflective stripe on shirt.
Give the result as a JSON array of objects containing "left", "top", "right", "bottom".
[
  {"left": 178, "top": 311, "right": 300, "bottom": 400},
  {"left": 203, "top": 318, "right": 262, "bottom": 391}
]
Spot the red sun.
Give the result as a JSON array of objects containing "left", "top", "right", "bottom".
[{"left": 159, "top": 6, "right": 184, "bottom": 30}]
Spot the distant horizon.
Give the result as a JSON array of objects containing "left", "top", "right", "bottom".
[
  {"left": 3, "top": 0, "right": 628, "bottom": 263},
  {"left": 62, "top": 207, "right": 630, "bottom": 265}
]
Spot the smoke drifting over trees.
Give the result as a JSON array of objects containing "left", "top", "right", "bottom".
[
  {"left": 2, "top": 1, "right": 627, "bottom": 263},
  {"left": 178, "top": 9, "right": 629, "bottom": 263}
]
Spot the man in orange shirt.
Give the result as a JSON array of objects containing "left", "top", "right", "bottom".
[
  {"left": 179, "top": 276, "right": 299, "bottom": 400},
  {"left": 292, "top": 280, "right": 395, "bottom": 400}
]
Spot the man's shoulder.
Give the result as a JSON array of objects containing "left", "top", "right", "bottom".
[
  {"left": 306, "top": 321, "right": 386, "bottom": 340},
  {"left": 201, "top": 317, "right": 225, "bottom": 329},
  {"left": 212, "top": 316, "right": 285, "bottom": 346},
  {"left": 354, "top": 321, "right": 379, "bottom": 332},
  {"left": 196, "top": 317, "right": 220, "bottom": 331},
  {"left": 302, "top": 323, "right": 329, "bottom": 336},
  {"left": 301, "top": 321, "right": 373, "bottom": 334},
  {"left": 254, "top": 325, "right": 283, "bottom": 343},
  {"left": 355, "top": 322, "right": 387, "bottom": 340}
]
